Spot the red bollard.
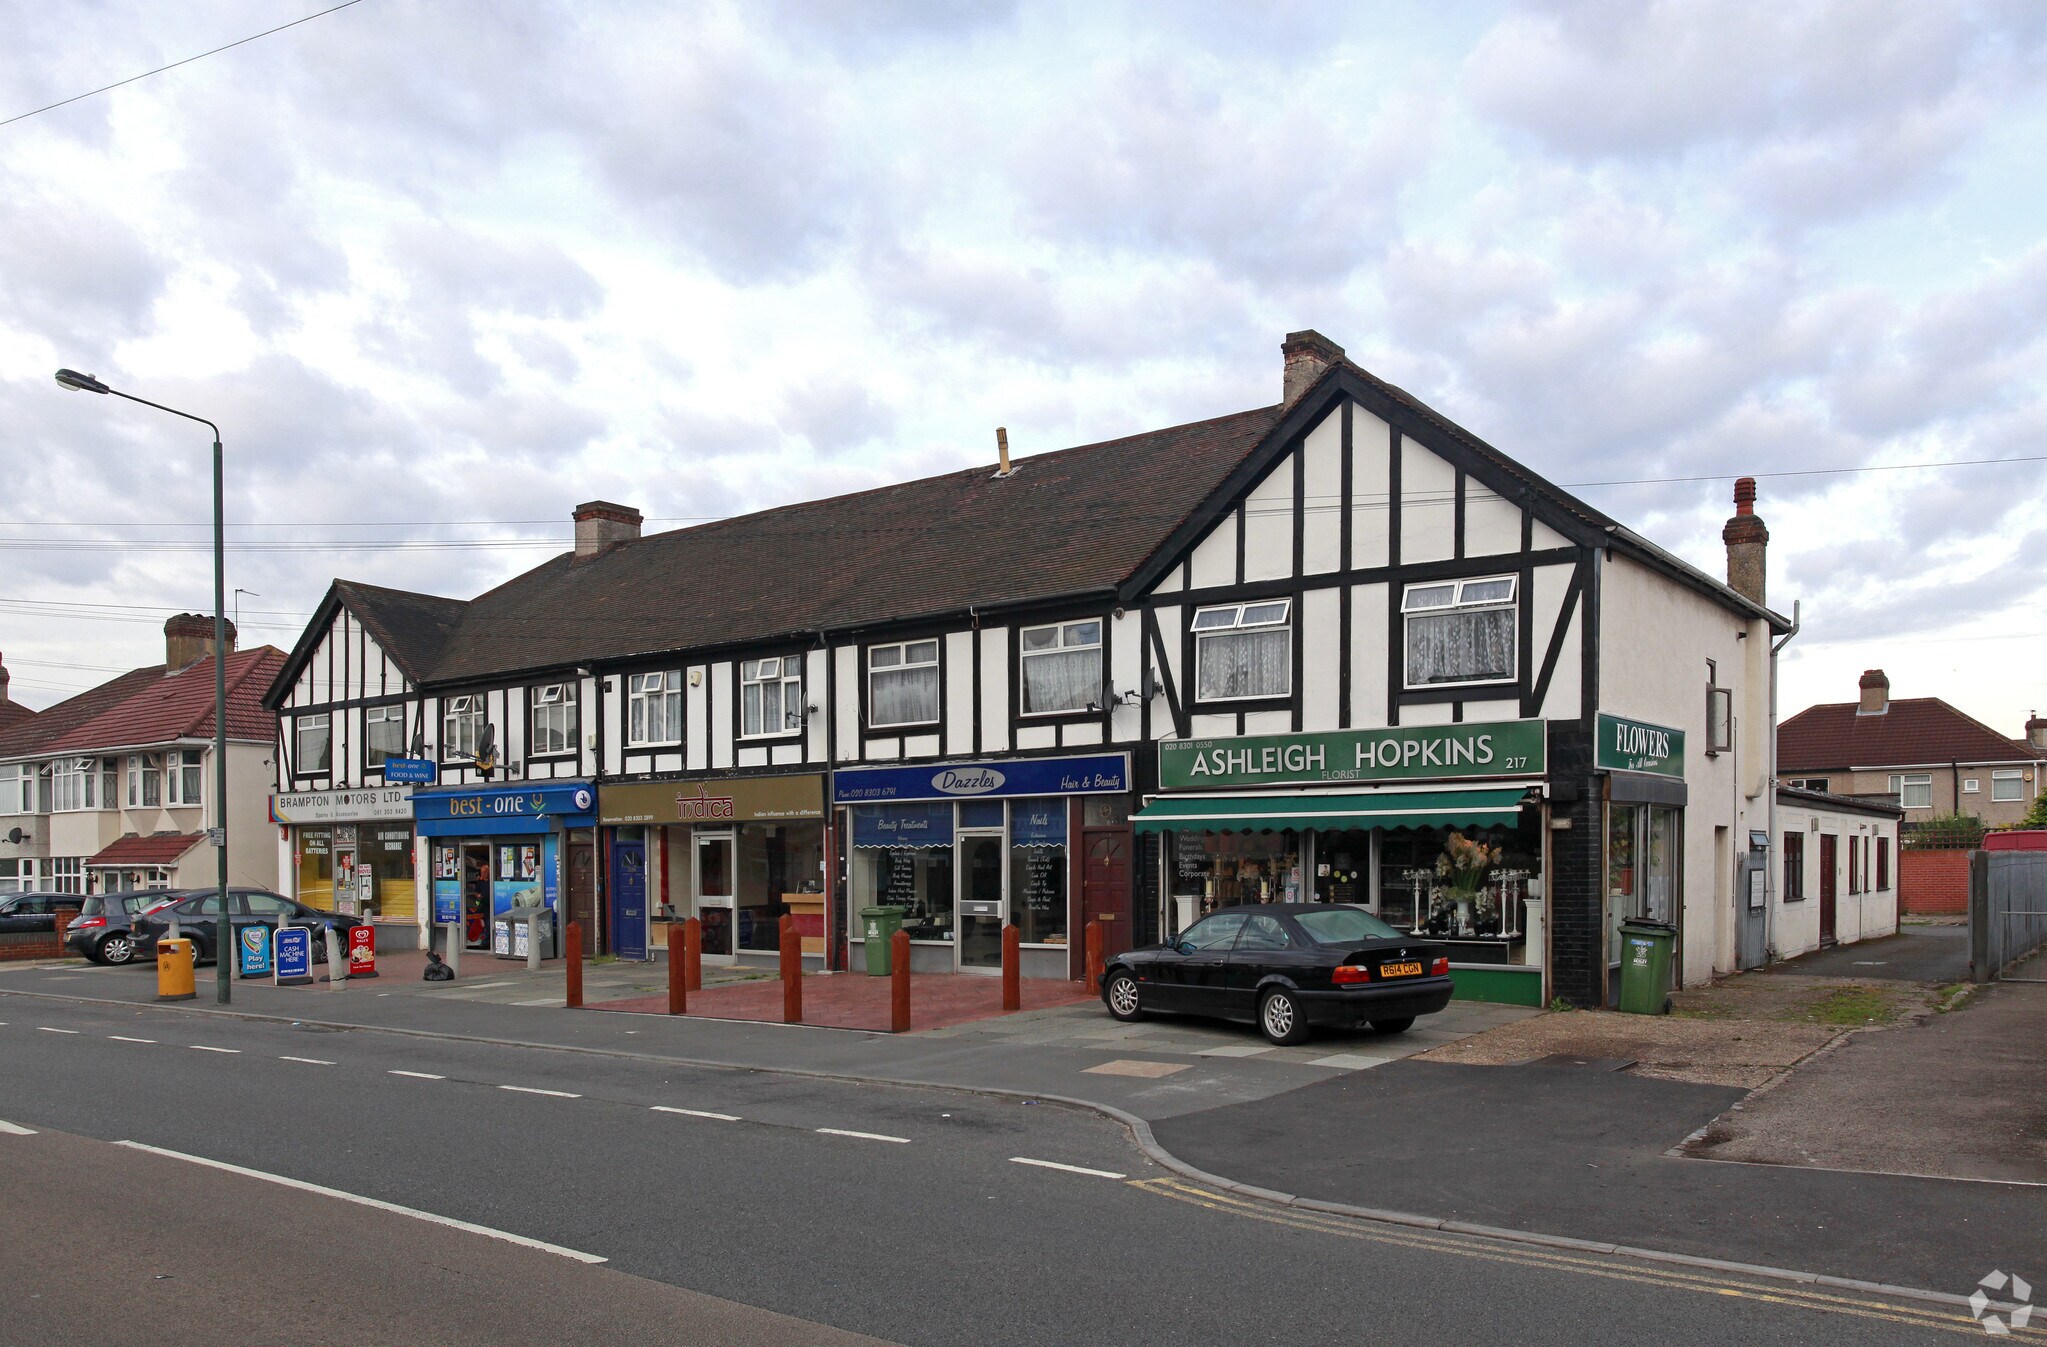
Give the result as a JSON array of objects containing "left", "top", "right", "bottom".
[
  {"left": 565, "top": 920, "right": 584, "bottom": 1009},
  {"left": 1085, "top": 918, "right": 1104, "bottom": 993},
  {"left": 683, "top": 916, "right": 702, "bottom": 992},
  {"left": 667, "top": 922, "right": 686, "bottom": 1016},
  {"left": 1001, "top": 923, "right": 1021, "bottom": 1012},
  {"left": 890, "top": 929, "right": 911, "bottom": 1033},
  {"left": 780, "top": 915, "right": 802, "bottom": 1024}
]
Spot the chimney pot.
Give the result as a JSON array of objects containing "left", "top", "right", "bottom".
[
  {"left": 572, "top": 500, "right": 643, "bottom": 558},
  {"left": 1857, "top": 669, "right": 1890, "bottom": 716},
  {"left": 1721, "top": 477, "right": 1769, "bottom": 606},
  {"left": 2024, "top": 709, "right": 2045, "bottom": 752},
  {"left": 1281, "top": 329, "right": 1345, "bottom": 404},
  {"left": 164, "top": 613, "right": 236, "bottom": 674},
  {"left": 0, "top": 651, "right": 9, "bottom": 705}
]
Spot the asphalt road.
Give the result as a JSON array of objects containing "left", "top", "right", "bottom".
[
  {"left": 1765, "top": 926, "right": 1970, "bottom": 982},
  {"left": 0, "top": 997, "right": 2008, "bottom": 1346}
]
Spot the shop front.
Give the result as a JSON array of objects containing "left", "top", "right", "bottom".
[
  {"left": 1595, "top": 713, "right": 1687, "bottom": 1001},
  {"left": 412, "top": 782, "right": 597, "bottom": 954},
  {"left": 1134, "top": 723, "right": 1551, "bottom": 1006},
  {"left": 833, "top": 753, "right": 1131, "bottom": 979},
  {"left": 597, "top": 774, "right": 828, "bottom": 968},
  {"left": 271, "top": 785, "right": 420, "bottom": 947}
]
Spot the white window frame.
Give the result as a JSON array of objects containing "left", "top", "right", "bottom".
[
  {"left": 1401, "top": 575, "right": 1518, "bottom": 689},
  {"left": 1888, "top": 772, "right": 1933, "bottom": 810},
  {"left": 126, "top": 753, "right": 162, "bottom": 808},
  {"left": 1019, "top": 620, "right": 1105, "bottom": 716},
  {"left": 1788, "top": 777, "right": 1830, "bottom": 792},
  {"left": 1191, "top": 601, "right": 1293, "bottom": 703},
  {"left": 627, "top": 672, "right": 682, "bottom": 747},
  {"left": 51, "top": 857, "right": 84, "bottom": 895},
  {"left": 442, "top": 696, "right": 485, "bottom": 759},
  {"left": 295, "top": 714, "right": 332, "bottom": 776},
  {"left": 1962, "top": 778, "right": 1980, "bottom": 794},
  {"left": 1706, "top": 686, "right": 1733, "bottom": 755},
  {"left": 0, "top": 764, "right": 28, "bottom": 815},
  {"left": 365, "top": 704, "right": 406, "bottom": 768},
  {"left": 532, "top": 684, "right": 578, "bottom": 756},
  {"left": 165, "top": 749, "right": 203, "bottom": 806},
  {"left": 741, "top": 658, "right": 804, "bottom": 739},
  {"left": 867, "top": 641, "right": 942, "bottom": 729},
  {"left": 1991, "top": 769, "right": 2025, "bottom": 803},
  {"left": 53, "top": 757, "right": 96, "bottom": 812}
]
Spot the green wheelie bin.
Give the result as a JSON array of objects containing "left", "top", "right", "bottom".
[
  {"left": 1617, "top": 918, "right": 1678, "bottom": 1014},
  {"left": 861, "top": 906, "right": 906, "bottom": 975}
]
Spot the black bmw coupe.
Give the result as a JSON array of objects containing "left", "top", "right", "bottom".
[{"left": 1099, "top": 903, "right": 1454, "bottom": 1045}]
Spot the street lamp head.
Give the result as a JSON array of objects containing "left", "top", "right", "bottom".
[{"left": 54, "top": 369, "right": 111, "bottom": 394}]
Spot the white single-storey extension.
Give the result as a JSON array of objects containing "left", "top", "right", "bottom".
[{"left": 1774, "top": 785, "right": 1902, "bottom": 959}]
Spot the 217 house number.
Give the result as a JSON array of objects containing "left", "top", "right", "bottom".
[{"left": 1499, "top": 756, "right": 1532, "bottom": 770}]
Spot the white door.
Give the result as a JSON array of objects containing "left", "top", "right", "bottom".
[{"left": 694, "top": 832, "right": 737, "bottom": 965}]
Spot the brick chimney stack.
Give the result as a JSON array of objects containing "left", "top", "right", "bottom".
[
  {"left": 1721, "top": 476, "right": 1768, "bottom": 606},
  {"left": 0, "top": 651, "right": 10, "bottom": 705},
  {"left": 2026, "top": 710, "right": 2045, "bottom": 752},
  {"left": 573, "top": 501, "right": 643, "bottom": 559},
  {"left": 1281, "top": 330, "right": 1345, "bottom": 405},
  {"left": 1858, "top": 669, "right": 1890, "bottom": 716},
  {"left": 164, "top": 614, "right": 236, "bottom": 674}
]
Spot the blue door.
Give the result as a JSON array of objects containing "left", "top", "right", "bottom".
[{"left": 611, "top": 840, "right": 647, "bottom": 960}]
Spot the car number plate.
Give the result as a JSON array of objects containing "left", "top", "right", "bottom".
[{"left": 1380, "top": 961, "right": 1424, "bottom": 978}]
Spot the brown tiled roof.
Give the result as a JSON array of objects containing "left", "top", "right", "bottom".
[
  {"left": 333, "top": 580, "right": 468, "bottom": 683},
  {"left": 42, "top": 648, "right": 285, "bottom": 753},
  {"left": 0, "top": 701, "right": 35, "bottom": 735},
  {"left": 427, "top": 405, "right": 1283, "bottom": 682},
  {"left": 87, "top": 833, "right": 204, "bottom": 867},
  {"left": 0, "top": 666, "right": 167, "bottom": 758},
  {"left": 1779, "top": 697, "right": 2042, "bottom": 771}
]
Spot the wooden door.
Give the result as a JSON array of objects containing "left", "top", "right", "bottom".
[
  {"left": 1818, "top": 834, "right": 1838, "bottom": 946},
  {"left": 566, "top": 838, "right": 596, "bottom": 953},
  {"left": 1081, "top": 829, "right": 1133, "bottom": 970}
]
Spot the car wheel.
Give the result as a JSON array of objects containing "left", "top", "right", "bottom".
[
  {"left": 1258, "top": 989, "right": 1312, "bottom": 1046},
  {"left": 97, "top": 933, "right": 138, "bottom": 966},
  {"left": 1103, "top": 971, "right": 1145, "bottom": 1022},
  {"left": 1370, "top": 1016, "right": 1415, "bottom": 1035}
]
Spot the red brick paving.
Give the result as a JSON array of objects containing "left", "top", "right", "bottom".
[{"left": 590, "top": 969, "right": 1095, "bottom": 1032}]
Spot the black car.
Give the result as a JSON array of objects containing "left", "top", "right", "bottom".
[
  {"left": 1100, "top": 903, "right": 1454, "bottom": 1045},
  {"left": 132, "top": 888, "right": 364, "bottom": 967},
  {"left": 0, "top": 891, "right": 77, "bottom": 935},
  {"left": 64, "top": 890, "right": 185, "bottom": 965}
]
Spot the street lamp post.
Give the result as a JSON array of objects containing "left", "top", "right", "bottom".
[{"left": 54, "top": 369, "right": 233, "bottom": 1006}]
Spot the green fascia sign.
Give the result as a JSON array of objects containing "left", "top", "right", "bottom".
[
  {"left": 1596, "top": 712, "right": 1685, "bottom": 778},
  {"left": 1157, "top": 720, "right": 1547, "bottom": 791}
]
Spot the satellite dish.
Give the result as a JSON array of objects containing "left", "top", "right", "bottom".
[{"left": 5, "top": 828, "right": 24, "bottom": 844}]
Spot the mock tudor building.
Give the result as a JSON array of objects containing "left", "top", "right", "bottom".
[{"left": 268, "top": 332, "right": 1795, "bottom": 1005}]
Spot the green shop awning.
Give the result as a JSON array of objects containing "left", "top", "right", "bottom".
[{"left": 1133, "top": 787, "right": 1533, "bottom": 835}]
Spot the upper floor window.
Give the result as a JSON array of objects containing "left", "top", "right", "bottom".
[
  {"left": 1888, "top": 772, "right": 1932, "bottom": 810},
  {"left": 296, "top": 714, "right": 332, "bottom": 775},
  {"left": 532, "top": 684, "right": 578, "bottom": 755},
  {"left": 53, "top": 757, "right": 96, "bottom": 812},
  {"left": 869, "top": 641, "right": 940, "bottom": 728},
  {"left": 0, "top": 764, "right": 34, "bottom": 816},
  {"left": 126, "top": 753, "right": 162, "bottom": 808},
  {"left": 442, "top": 696, "right": 485, "bottom": 759},
  {"left": 1020, "top": 621, "right": 1103, "bottom": 715},
  {"left": 1193, "top": 601, "right": 1291, "bottom": 702},
  {"left": 742, "top": 659, "right": 803, "bottom": 738},
  {"left": 627, "top": 672, "right": 682, "bottom": 746},
  {"left": 1788, "top": 778, "right": 1830, "bottom": 792},
  {"left": 1403, "top": 576, "right": 1516, "bottom": 688},
  {"left": 166, "top": 749, "right": 203, "bottom": 806},
  {"left": 365, "top": 704, "right": 406, "bottom": 767},
  {"left": 1992, "top": 769, "right": 2025, "bottom": 803}
]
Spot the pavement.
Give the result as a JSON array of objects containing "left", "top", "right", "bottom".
[
  {"left": 590, "top": 968, "right": 1097, "bottom": 1030},
  {"left": 1763, "top": 925, "right": 1971, "bottom": 983}
]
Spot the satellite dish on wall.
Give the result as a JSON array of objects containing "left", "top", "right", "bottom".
[{"left": 5, "top": 828, "right": 26, "bottom": 844}]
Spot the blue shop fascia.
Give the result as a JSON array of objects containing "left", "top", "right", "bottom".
[{"left": 412, "top": 782, "right": 598, "bottom": 951}]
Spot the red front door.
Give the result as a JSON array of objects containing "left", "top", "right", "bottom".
[
  {"left": 1818, "top": 834, "right": 1838, "bottom": 946},
  {"left": 1081, "top": 830, "right": 1132, "bottom": 973}
]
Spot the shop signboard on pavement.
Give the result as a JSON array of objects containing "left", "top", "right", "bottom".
[
  {"left": 274, "top": 927, "right": 313, "bottom": 986},
  {"left": 237, "top": 925, "right": 270, "bottom": 977},
  {"left": 347, "top": 925, "right": 377, "bottom": 978}
]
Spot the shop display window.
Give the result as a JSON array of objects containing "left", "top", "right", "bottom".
[
  {"left": 734, "top": 822, "right": 825, "bottom": 952},
  {"left": 297, "top": 826, "right": 334, "bottom": 910},
  {"left": 1172, "top": 831, "right": 1302, "bottom": 925},
  {"left": 1606, "top": 803, "right": 1679, "bottom": 966},
  {"left": 1379, "top": 821, "right": 1540, "bottom": 944},
  {"left": 1008, "top": 797, "right": 1067, "bottom": 945}
]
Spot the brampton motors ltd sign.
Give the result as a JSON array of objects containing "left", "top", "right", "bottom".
[{"left": 1158, "top": 722, "right": 1546, "bottom": 791}]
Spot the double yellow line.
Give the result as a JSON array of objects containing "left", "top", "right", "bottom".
[{"left": 1129, "top": 1176, "right": 2036, "bottom": 1340}]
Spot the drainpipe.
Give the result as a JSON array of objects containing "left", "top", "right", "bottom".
[{"left": 1767, "top": 601, "right": 1801, "bottom": 963}]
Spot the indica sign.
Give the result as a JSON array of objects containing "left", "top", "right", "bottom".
[
  {"left": 1596, "top": 712, "right": 1685, "bottom": 778},
  {"left": 1158, "top": 721, "right": 1546, "bottom": 790}
]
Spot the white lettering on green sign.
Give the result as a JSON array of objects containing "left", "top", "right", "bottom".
[
  {"left": 1595, "top": 712, "right": 1685, "bottom": 778},
  {"left": 1161, "top": 721, "right": 1545, "bottom": 790}
]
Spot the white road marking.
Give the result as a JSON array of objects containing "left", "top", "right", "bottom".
[
  {"left": 109, "top": 1036, "right": 157, "bottom": 1044},
  {"left": 279, "top": 1056, "right": 335, "bottom": 1065},
  {"left": 499, "top": 1085, "right": 581, "bottom": 1098},
  {"left": 511, "top": 997, "right": 560, "bottom": 1006},
  {"left": 37, "top": 1027, "right": 79, "bottom": 1035},
  {"left": 464, "top": 981, "right": 514, "bottom": 990},
  {"left": 0, "top": 1120, "right": 36, "bottom": 1135},
  {"left": 815, "top": 1128, "right": 910, "bottom": 1144},
  {"left": 190, "top": 1046, "right": 240, "bottom": 1054},
  {"left": 113, "top": 1141, "right": 606, "bottom": 1263},
  {"left": 651, "top": 1106, "right": 741, "bottom": 1122},
  {"left": 1009, "top": 1157, "right": 1127, "bottom": 1180},
  {"left": 389, "top": 1070, "right": 445, "bottom": 1080}
]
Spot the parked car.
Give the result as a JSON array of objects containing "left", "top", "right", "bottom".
[
  {"left": 132, "top": 889, "right": 364, "bottom": 967},
  {"left": 64, "top": 891, "right": 186, "bottom": 965},
  {"left": 0, "top": 891, "right": 79, "bottom": 935},
  {"left": 1099, "top": 903, "right": 1454, "bottom": 1046}
]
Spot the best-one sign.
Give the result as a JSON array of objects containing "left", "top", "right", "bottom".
[{"left": 1158, "top": 721, "right": 1546, "bottom": 791}]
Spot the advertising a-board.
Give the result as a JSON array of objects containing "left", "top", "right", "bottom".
[{"left": 274, "top": 926, "right": 313, "bottom": 985}]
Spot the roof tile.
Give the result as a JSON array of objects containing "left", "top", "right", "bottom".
[{"left": 1779, "top": 697, "right": 2041, "bottom": 771}]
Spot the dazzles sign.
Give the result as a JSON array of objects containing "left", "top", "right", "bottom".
[
  {"left": 832, "top": 754, "right": 1129, "bottom": 805},
  {"left": 598, "top": 774, "right": 825, "bottom": 826}
]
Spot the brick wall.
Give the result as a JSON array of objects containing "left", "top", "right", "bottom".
[
  {"left": 0, "top": 930, "right": 63, "bottom": 962},
  {"left": 1900, "top": 848, "right": 1971, "bottom": 915},
  {"left": 1547, "top": 728, "right": 1603, "bottom": 1008}
]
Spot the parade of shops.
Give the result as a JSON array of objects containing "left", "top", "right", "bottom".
[{"left": 263, "top": 331, "right": 1795, "bottom": 1007}]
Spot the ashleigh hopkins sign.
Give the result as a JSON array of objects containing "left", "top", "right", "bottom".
[{"left": 1157, "top": 722, "right": 1546, "bottom": 791}]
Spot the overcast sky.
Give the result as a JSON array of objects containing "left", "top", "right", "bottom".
[{"left": 2, "top": 0, "right": 2043, "bottom": 739}]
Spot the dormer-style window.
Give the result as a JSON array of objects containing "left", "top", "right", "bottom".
[
  {"left": 1020, "top": 621, "right": 1103, "bottom": 714},
  {"left": 627, "top": 672, "right": 682, "bottom": 746},
  {"left": 295, "top": 714, "right": 331, "bottom": 776},
  {"left": 742, "top": 658, "right": 803, "bottom": 738},
  {"left": 442, "top": 696, "right": 485, "bottom": 759},
  {"left": 1193, "top": 601, "right": 1291, "bottom": 702},
  {"left": 868, "top": 641, "right": 940, "bottom": 728},
  {"left": 1403, "top": 576, "right": 1516, "bottom": 688},
  {"left": 532, "top": 684, "right": 578, "bottom": 755}
]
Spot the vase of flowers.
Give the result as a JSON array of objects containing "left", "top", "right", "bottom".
[{"left": 1435, "top": 832, "right": 1501, "bottom": 935}]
